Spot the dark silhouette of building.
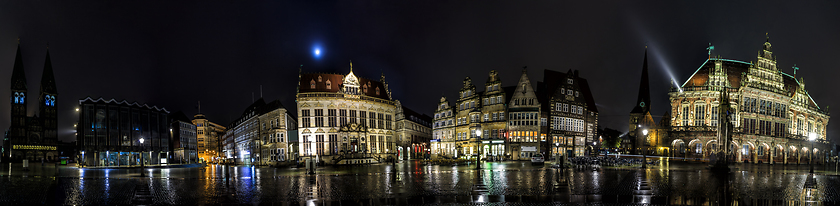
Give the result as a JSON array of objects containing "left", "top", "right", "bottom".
[
  {"left": 76, "top": 97, "right": 170, "bottom": 167},
  {"left": 4, "top": 43, "right": 59, "bottom": 162}
]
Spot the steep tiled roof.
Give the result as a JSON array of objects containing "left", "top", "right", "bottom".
[{"left": 298, "top": 73, "right": 391, "bottom": 100}]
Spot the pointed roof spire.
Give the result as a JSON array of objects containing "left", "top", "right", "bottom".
[
  {"left": 349, "top": 60, "right": 353, "bottom": 72},
  {"left": 11, "top": 42, "right": 27, "bottom": 90},
  {"left": 40, "top": 46, "right": 57, "bottom": 94},
  {"left": 631, "top": 48, "right": 651, "bottom": 114}
]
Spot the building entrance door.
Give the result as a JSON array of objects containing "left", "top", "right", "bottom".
[{"left": 350, "top": 138, "right": 359, "bottom": 153}]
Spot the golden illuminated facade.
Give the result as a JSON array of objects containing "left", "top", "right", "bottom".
[
  {"left": 433, "top": 69, "right": 598, "bottom": 161},
  {"left": 192, "top": 114, "right": 226, "bottom": 163},
  {"left": 296, "top": 63, "right": 397, "bottom": 164},
  {"left": 479, "top": 71, "right": 507, "bottom": 159},
  {"left": 668, "top": 38, "right": 830, "bottom": 164},
  {"left": 507, "top": 69, "right": 541, "bottom": 160}
]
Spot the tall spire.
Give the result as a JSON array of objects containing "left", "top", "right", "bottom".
[
  {"left": 40, "top": 47, "right": 57, "bottom": 94},
  {"left": 631, "top": 48, "right": 651, "bottom": 114},
  {"left": 11, "top": 43, "right": 27, "bottom": 90}
]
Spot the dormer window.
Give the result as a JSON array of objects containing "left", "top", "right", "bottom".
[
  {"left": 318, "top": 76, "right": 322, "bottom": 82},
  {"left": 326, "top": 80, "right": 332, "bottom": 89},
  {"left": 363, "top": 85, "right": 368, "bottom": 93},
  {"left": 310, "top": 79, "right": 316, "bottom": 89},
  {"left": 376, "top": 87, "right": 380, "bottom": 95}
]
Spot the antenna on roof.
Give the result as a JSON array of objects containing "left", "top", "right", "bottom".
[
  {"left": 198, "top": 101, "right": 201, "bottom": 114},
  {"left": 260, "top": 85, "right": 263, "bottom": 98}
]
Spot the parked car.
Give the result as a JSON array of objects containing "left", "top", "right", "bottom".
[{"left": 531, "top": 154, "right": 545, "bottom": 165}]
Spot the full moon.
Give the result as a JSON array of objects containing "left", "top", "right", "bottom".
[{"left": 314, "top": 49, "right": 321, "bottom": 56}]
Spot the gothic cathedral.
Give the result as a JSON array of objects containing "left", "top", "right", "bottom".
[{"left": 5, "top": 43, "right": 59, "bottom": 162}]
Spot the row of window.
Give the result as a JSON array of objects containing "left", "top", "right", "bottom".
[
  {"left": 513, "top": 98, "right": 535, "bottom": 106},
  {"left": 269, "top": 148, "right": 286, "bottom": 161},
  {"left": 742, "top": 118, "right": 786, "bottom": 137},
  {"left": 11, "top": 92, "right": 25, "bottom": 104},
  {"left": 741, "top": 97, "right": 786, "bottom": 118},
  {"left": 551, "top": 117, "right": 585, "bottom": 132},
  {"left": 486, "top": 84, "right": 500, "bottom": 92},
  {"left": 681, "top": 105, "right": 720, "bottom": 126},
  {"left": 554, "top": 103, "right": 583, "bottom": 114},
  {"left": 560, "top": 87, "right": 579, "bottom": 97},
  {"left": 483, "top": 95, "right": 504, "bottom": 106}
]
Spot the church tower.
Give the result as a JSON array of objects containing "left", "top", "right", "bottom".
[
  {"left": 10, "top": 43, "right": 28, "bottom": 146},
  {"left": 38, "top": 48, "right": 58, "bottom": 145},
  {"left": 629, "top": 49, "right": 654, "bottom": 154}
]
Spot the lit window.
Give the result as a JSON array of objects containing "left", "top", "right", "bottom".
[{"left": 310, "top": 79, "right": 316, "bottom": 89}]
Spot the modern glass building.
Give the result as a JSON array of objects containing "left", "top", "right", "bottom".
[{"left": 76, "top": 97, "right": 170, "bottom": 167}]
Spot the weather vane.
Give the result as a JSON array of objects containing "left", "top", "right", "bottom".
[{"left": 706, "top": 43, "right": 714, "bottom": 56}]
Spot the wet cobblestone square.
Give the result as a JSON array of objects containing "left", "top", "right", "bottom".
[{"left": 1, "top": 160, "right": 837, "bottom": 205}]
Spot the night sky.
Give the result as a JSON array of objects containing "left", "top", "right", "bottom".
[{"left": 1, "top": 1, "right": 839, "bottom": 145}]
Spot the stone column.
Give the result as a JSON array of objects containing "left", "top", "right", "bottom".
[
  {"left": 769, "top": 147, "right": 774, "bottom": 165},
  {"left": 797, "top": 146, "right": 801, "bottom": 165},
  {"left": 783, "top": 145, "right": 787, "bottom": 165}
]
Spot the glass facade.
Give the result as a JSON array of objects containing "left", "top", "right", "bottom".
[{"left": 77, "top": 98, "right": 170, "bottom": 167}]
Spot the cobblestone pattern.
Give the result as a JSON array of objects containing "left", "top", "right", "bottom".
[{"left": 2, "top": 166, "right": 840, "bottom": 205}]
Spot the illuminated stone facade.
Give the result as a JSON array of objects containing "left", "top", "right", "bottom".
[
  {"left": 192, "top": 114, "right": 226, "bottom": 163},
  {"left": 432, "top": 96, "right": 455, "bottom": 158},
  {"left": 667, "top": 38, "right": 830, "bottom": 164},
  {"left": 296, "top": 63, "right": 397, "bottom": 164},
  {"left": 432, "top": 69, "right": 598, "bottom": 161},
  {"left": 479, "top": 71, "right": 508, "bottom": 159},
  {"left": 224, "top": 99, "right": 295, "bottom": 166},
  {"left": 5, "top": 45, "right": 60, "bottom": 162},
  {"left": 543, "top": 70, "right": 599, "bottom": 158},
  {"left": 395, "top": 102, "right": 432, "bottom": 160},
  {"left": 507, "top": 69, "right": 541, "bottom": 160}
]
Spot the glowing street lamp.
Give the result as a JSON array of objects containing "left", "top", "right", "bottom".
[
  {"left": 475, "top": 129, "right": 482, "bottom": 169},
  {"left": 139, "top": 138, "right": 146, "bottom": 176},
  {"left": 642, "top": 129, "right": 649, "bottom": 169},
  {"left": 809, "top": 132, "right": 817, "bottom": 174}
]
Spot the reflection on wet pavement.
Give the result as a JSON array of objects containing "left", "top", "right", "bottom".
[{"left": 0, "top": 161, "right": 838, "bottom": 205}]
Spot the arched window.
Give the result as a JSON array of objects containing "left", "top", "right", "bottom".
[
  {"left": 310, "top": 79, "right": 316, "bottom": 89},
  {"left": 317, "top": 76, "right": 322, "bottom": 82},
  {"left": 326, "top": 80, "right": 331, "bottom": 89},
  {"left": 376, "top": 87, "right": 380, "bottom": 95},
  {"left": 679, "top": 142, "right": 686, "bottom": 154}
]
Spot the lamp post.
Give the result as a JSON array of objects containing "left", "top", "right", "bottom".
[
  {"left": 642, "top": 129, "right": 648, "bottom": 169},
  {"left": 809, "top": 132, "right": 817, "bottom": 174},
  {"left": 475, "top": 129, "right": 482, "bottom": 169},
  {"left": 139, "top": 138, "right": 145, "bottom": 176},
  {"left": 555, "top": 142, "right": 561, "bottom": 166}
]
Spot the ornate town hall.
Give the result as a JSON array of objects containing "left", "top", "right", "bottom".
[
  {"left": 5, "top": 43, "right": 59, "bottom": 162},
  {"left": 665, "top": 38, "right": 830, "bottom": 164}
]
